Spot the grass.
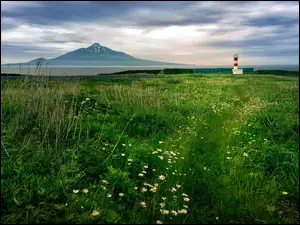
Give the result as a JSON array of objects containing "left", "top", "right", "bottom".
[{"left": 1, "top": 72, "right": 299, "bottom": 224}]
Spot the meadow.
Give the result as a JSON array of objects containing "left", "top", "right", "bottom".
[{"left": 1, "top": 72, "right": 299, "bottom": 224}]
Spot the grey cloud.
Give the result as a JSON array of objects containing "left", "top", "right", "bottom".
[{"left": 244, "top": 15, "right": 299, "bottom": 27}]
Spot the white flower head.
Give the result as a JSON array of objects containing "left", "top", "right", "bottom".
[
  {"left": 102, "top": 180, "right": 109, "bottom": 184},
  {"left": 82, "top": 188, "right": 88, "bottom": 193},
  {"left": 160, "top": 209, "right": 169, "bottom": 215},
  {"left": 140, "top": 201, "right": 147, "bottom": 208},
  {"left": 91, "top": 210, "right": 100, "bottom": 216},
  {"left": 159, "top": 175, "right": 166, "bottom": 181},
  {"left": 171, "top": 210, "right": 178, "bottom": 216},
  {"left": 184, "top": 197, "right": 190, "bottom": 202},
  {"left": 150, "top": 187, "right": 157, "bottom": 193},
  {"left": 178, "top": 209, "right": 188, "bottom": 214},
  {"left": 73, "top": 189, "right": 79, "bottom": 194}
]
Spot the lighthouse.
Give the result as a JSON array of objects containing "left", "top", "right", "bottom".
[{"left": 232, "top": 53, "right": 243, "bottom": 75}]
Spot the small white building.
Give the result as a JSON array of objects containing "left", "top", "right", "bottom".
[{"left": 232, "top": 53, "right": 243, "bottom": 75}]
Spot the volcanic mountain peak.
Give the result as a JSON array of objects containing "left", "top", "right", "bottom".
[{"left": 86, "top": 43, "right": 107, "bottom": 54}]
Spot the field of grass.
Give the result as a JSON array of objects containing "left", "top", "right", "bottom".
[{"left": 1, "top": 73, "right": 299, "bottom": 224}]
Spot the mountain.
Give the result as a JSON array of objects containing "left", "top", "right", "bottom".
[{"left": 2, "top": 43, "right": 193, "bottom": 67}]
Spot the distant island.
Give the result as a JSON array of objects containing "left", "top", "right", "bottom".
[{"left": 1, "top": 43, "right": 195, "bottom": 67}]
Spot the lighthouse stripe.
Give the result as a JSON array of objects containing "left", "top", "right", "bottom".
[
  {"left": 234, "top": 57, "right": 238, "bottom": 61},
  {"left": 234, "top": 63, "right": 238, "bottom": 66}
]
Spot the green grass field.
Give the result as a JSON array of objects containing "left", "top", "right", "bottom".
[{"left": 1, "top": 73, "right": 299, "bottom": 224}]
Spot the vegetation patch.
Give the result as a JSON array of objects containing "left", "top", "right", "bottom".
[{"left": 1, "top": 73, "right": 298, "bottom": 224}]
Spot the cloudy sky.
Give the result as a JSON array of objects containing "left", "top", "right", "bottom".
[{"left": 1, "top": 1, "right": 299, "bottom": 65}]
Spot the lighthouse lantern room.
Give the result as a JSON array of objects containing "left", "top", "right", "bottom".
[{"left": 232, "top": 53, "right": 243, "bottom": 75}]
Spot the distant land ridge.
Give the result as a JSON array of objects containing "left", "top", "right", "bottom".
[{"left": 1, "top": 43, "right": 194, "bottom": 67}]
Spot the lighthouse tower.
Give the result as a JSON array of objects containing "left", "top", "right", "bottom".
[{"left": 232, "top": 53, "right": 243, "bottom": 75}]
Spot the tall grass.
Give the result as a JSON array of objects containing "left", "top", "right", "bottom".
[{"left": 1, "top": 72, "right": 299, "bottom": 224}]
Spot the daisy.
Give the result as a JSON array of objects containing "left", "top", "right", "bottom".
[
  {"left": 102, "top": 180, "right": 109, "bottom": 184},
  {"left": 150, "top": 187, "right": 157, "bottom": 193},
  {"left": 178, "top": 209, "right": 188, "bottom": 214},
  {"left": 184, "top": 198, "right": 190, "bottom": 202},
  {"left": 91, "top": 210, "right": 100, "bottom": 216},
  {"left": 171, "top": 210, "right": 178, "bottom": 216},
  {"left": 162, "top": 197, "right": 166, "bottom": 201},
  {"left": 159, "top": 175, "right": 166, "bottom": 181},
  {"left": 82, "top": 188, "right": 88, "bottom": 193},
  {"left": 106, "top": 194, "right": 112, "bottom": 198},
  {"left": 140, "top": 201, "right": 147, "bottom": 208},
  {"left": 73, "top": 189, "right": 79, "bottom": 194},
  {"left": 243, "top": 152, "right": 249, "bottom": 157},
  {"left": 176, "top": 184, "right": 181, "bottom": 188},
  {"left": 119, "top": 193, "right": 124, "bottom": 197},
  {"left": 141, "top": 187, "right": 147, "bottom": 192},
  {"left": 159, "top": 141, "right": 163, "bottom": 144},
  {"left": 160, "top": 209, "right": 169, "bottom": 215},
  {"left": 138, "top": 173, "right": 144, "bottom": 177},
  {"left": 158, "top": 156, "right": 164, "bottom": 160},
  {"left": 144, "top": 165, "right": 148, "bottom": 169},
  {"left": 282, "top": 191, "right": 288, "bottom": 195},
  {"left": 156, "top": 220, "right": 163, "bottom": 224},
  {"left": 121, "top": 153, "right": 125, "bottom": 156}
]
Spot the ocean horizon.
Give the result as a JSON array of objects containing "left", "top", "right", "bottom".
[{"left": 1, "top": 64, "right": 298, "bottom": 76}]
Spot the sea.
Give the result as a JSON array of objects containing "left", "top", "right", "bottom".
[{"left": 1, "top": 64, "right": 299, "bottom": 76}]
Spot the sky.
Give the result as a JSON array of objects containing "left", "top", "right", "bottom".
[{"left": 1, "top": 1, "right": 299, "bottom": 66}]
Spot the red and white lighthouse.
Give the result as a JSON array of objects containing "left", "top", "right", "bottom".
[{"left": 232, "top": 53, "right": 243, "bottom": 74}]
